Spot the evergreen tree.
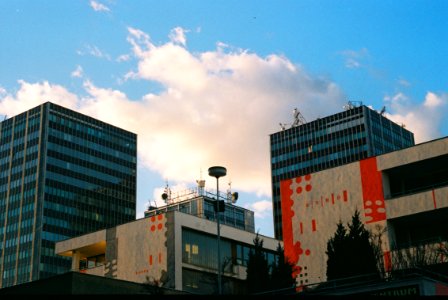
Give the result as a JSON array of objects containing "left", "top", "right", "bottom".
[
  {"left": 270, "top": 242, "right": 296, "bottom": 292},
  {"left": 246, "top": 232, "right": 270, "bottom": 294},
  {"left": 347, "top": 210, "right": 379, "bottom": 278},
  {"left": 326, "top": 220, "right": 348, "bottom": 280},
  {"left": 326, "top": 209, "right": 380, "bottom": 281}
]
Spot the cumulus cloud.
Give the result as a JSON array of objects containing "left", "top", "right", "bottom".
[
  {"left": 71, "top": 65, "right": 83, "bottom": 78},
  {"left": 0, "top": 27, "right": 346, "bottom": 202},
  {"left": 384, "top": 92, "right": 448, "bottom": 143},
  {"left": 90, "top": 0, "right": 110, "bottom": 12}
]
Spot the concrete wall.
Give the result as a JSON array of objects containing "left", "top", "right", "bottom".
[
  {"left": 114, "top": 214, "right": 168, "bottom": 284},
  {"left": 281, "top": 137, "right": 448, "bottom": 286}
]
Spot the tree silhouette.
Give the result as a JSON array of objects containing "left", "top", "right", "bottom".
[
  {"left": 246, "top": 232, "right": 270, "bottom": 294},
  {"left": 270, "top": 242, "right": 296, "bottom": 292},
  {"left": 326, "top": 209, "right": 380, "bottom": 281}
]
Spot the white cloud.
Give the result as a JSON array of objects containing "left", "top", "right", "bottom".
[
  {"left": 245, "top": 200, "right": 272, "bottom": 218},
  {"left": 384, "top": 91, "right": 448, "bottom": 143},
  {"left": 340, "top": 48, "right": 369, "bottom": 69},
  {"left": 77, "top": 44, "right": 111, "bottom": 60},
  {"left": 0, "top": 28, "right": 347, "bottom": 201},
  {"left": 169, "top": 27, "right": 188, "bottom": 46},
  {"left": 3, "top": 28, "right": 447, "bottom": 227},
  {"left": 71, "top": 65, "right": 83, "bottom": 78},
  {"left": 90, "top": 0, "right": 110, "bottom": 12},
  {"left": 116, "top": 54, "right": 131, "bottom": 62},
  {"left": 0, "top": 80, "right": 78, "bottom": 118}
]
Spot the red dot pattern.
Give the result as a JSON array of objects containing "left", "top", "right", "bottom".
[
  {"left": 149, "top": 214, "right": 164, "bottom": 232},
  {"left": 296, "top": 174, "right": 312, "bottom": 194}
]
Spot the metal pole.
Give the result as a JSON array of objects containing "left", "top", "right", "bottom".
[
  {"left": 216, "top": 178, "right": 222, "bottom": 295},
  {"left": 208, "top": 166, "right": 226, "bottom": 295}
]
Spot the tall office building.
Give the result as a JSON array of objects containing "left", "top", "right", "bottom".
[
  {"left": 0, "top": 102, "right": 137, "bottom": 288},
  {"left": 270, "top": 103, "right": 415, "bottom": 239}
]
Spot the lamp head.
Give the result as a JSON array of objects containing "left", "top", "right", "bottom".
[{"left": 208, "top": 166, "right": 227, "bottom": 179}]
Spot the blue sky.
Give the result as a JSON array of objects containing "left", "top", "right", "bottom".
[{"left": 1, "top": 0, "right": 447, "bottom": 238}]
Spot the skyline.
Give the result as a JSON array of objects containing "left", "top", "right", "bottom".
[{"left": 1, "top": 0, "right": 447, "bottom": 237}]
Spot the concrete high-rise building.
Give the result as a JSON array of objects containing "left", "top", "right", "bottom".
[
  {"left": 0, "top": 102, "right": 137, "bottom": 288},
  {"left": 270, "top": 103, "right": 415, "bottom": 239}
]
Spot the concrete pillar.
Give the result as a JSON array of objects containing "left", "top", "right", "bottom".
[{"left": 72, "top": 250, "right": 81, "bottom": 271}]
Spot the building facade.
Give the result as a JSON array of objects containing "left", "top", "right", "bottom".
[
  {"left": 280, "top": 136, "right": 448, "bottom": 287},
  {"left": 0, "top": 102, "right": 137, "bottom": 288},
  {"left": 55, "top": 206, "right": 280, "bottom": 294},
  {"left": 270, "top": 103, "right": 415, "bottom": 239}
]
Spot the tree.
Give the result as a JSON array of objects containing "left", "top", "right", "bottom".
[
  {"left": 270, "top": 242, "right": 297, "bottom": 292},
  {"left": 246, "top": 232, "right": 270, "bottom": 294},
  {"left": 326, "top": 209, "right": 380, "bottom": 281}
]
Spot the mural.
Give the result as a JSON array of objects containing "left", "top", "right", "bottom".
[
  {"left": 116, "top": 213, "right": 168, "bottom": 284},
  {"left": 281, "top": 157, "right": 388, "bottom": 286}
]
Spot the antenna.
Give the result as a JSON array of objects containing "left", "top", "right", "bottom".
[
  {"left": 279, "top": 108, "right": 307, "bottom": 130},
  {"left": 291, "top": 108, "right": 306, "bottom": 127},
  {"left": 343, "top": 101, "right": 363, "bottom": 111},
  {"left": 226, "top": 180, "right": 238, "bottom": 204},
  {"left": 379, "top": 106, "right": 386, "bottom": 115},
  {"left": 196, "top": 169, "right": 206, "bottom": 196},
  {"left": 161, "top": 181, "right": 172, "bottom": 205}
]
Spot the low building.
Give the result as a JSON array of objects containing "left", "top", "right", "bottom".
[
  {"left": 280, "top": 136, "right": 448, "bottom": 287},
  {"left": 55, "top": 192, "right": 280, "bottom": 294}
]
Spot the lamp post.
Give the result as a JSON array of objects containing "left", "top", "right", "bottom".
[{"left": 208, "top": 166, "right": 226, "bottom": 295}]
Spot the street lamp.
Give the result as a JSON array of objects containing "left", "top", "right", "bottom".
[{"left": 208, "top": 166, "right": 226, "bottom": 295}]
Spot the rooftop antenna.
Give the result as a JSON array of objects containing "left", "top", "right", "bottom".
[
  {"left": 196, "top": 168, "right": 206, "bottom": 196},
  {"left": 291, "top": 108, "right": 306, "bottom": 127},
  {"left": 161, "top": 181, "right": 172, "bottom": 205},
  {"left": 379, "top": 106, "right": 386, "bottom": 115},
  {"left": 343, "top": 100, "right": 363, "bottom": 111},
  {"left": 279, "top": 108, "right": 307, "bottom": 130},
  {"left": 226, "top": 180, "right": 238, "bottom": 204}
]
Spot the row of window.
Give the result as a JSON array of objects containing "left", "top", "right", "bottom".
[
  {"left": 272, "top": 144, "right": 368, "bottom": 177},
  {"left": 48, "top": 124, "right": 135, "bottom": 160},
  {"left": 49, "top": 111, "right": 136, "bottom": 151},
  {"left": 271, "top": 131, "right": 366, "bottom": 164},
  {"left": 47, "top": 140, "right": 135, "bottom": 173},
  {"left": 182, "top": 229, "right": 277, "bottom": 271}
]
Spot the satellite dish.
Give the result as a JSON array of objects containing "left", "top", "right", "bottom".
[
  {"left": 161, "top": 193, "right": 168, "bottom": 201},
  {"left": 231, "top": 192, "right": 238, "bottom": 203}
]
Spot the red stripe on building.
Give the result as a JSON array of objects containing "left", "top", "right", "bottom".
[
  {"left": 280, "top": 179, "right": 299, "bottom": 266},
  {"left": 311, "top": 219, "right": 316, "bottom": 232},
  {"left": 432, "top": 189, "right": 437, "bottom": 209},
  {"left": 359, "top": 157, "right": 386, "bottom": 223},
  {"left": 383, "top": 251, "right": 392, "bottom": 272}
]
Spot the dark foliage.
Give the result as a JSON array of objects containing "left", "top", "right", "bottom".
[
  {"left": 326, "top": 209, "right": 380, "bottom": 281},
  {"left": 270, "top": 242, "right": 296, "bottom": 292},
  {"left": 246, "top": 232, "right": 271, "bottom": 294}
]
